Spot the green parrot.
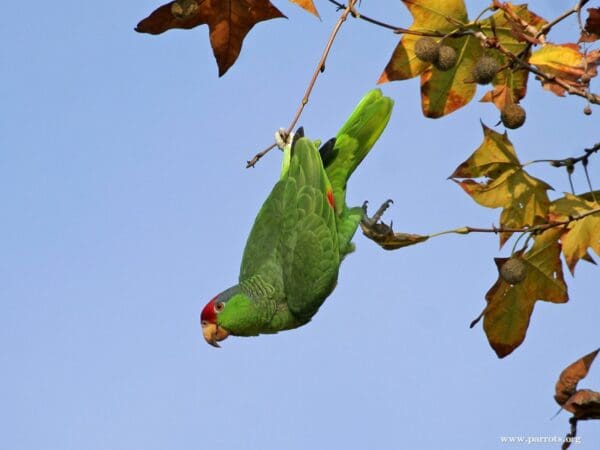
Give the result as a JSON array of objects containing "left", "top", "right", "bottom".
[{"left": 201, "top": 89, "right": 393, "bottom": 346}]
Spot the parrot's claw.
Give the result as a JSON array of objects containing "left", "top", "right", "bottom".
[
  {"left": 361, "top": 199, "right": 393, "bottom": 226},
  {"left": 360, "top": 199, "right": 394, "bottom": 237}
]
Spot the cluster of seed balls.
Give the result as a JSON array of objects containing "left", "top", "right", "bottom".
[{"left": 414, "top": 37, "right": 527, "bottom": 129}]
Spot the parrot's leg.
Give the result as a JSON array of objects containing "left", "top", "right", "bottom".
[
  {"left": 275, "top": 127, "right": 304, "bottom": 152},
  {"left": 360, "top": 199, "right": 394, "bottom": 237}
]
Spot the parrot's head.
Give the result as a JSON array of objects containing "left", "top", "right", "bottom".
[{"left": 200, "top": 285, "right": 256, "bottom": 347}]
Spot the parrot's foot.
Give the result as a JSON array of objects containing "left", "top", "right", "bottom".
[
  {"left": 360, "top": 199, "right": 394, "bottom": 237},
  {"left": 275, "top": 128, "right": 291, "bottom": 150},
  {"left": 275, "top": 127, "right": 305, "bottom": 151}
]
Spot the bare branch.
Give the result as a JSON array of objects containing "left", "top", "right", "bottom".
[{"left": 246, "top": 0, "right": 359, "bottom": 168}]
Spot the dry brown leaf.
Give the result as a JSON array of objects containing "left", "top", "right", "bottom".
[
  {"left": 136, "top": 0, "right": 285, "bottom": 76},
  {"left": 580, "top": 8, "right": 600, "bottom": 43},
  {"left": 361, "top": 222, "right": 429, "bottom": 250},
  {"left": 564, "top": 390, "right": 600, "bottom": 419},
  {"left": 555, "top": 348, "right": 599, "bottom": 406}
]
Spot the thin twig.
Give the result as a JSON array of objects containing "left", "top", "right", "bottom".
[
  {"left": 246, "top": 0, "right": 358, "bottom": 168},
  {"left": 327, "top": 0, "right": 402, "bottom": 32},
  {"left": 501, "top": 0, "right": 589, "bottom": 58},
  {"left": 428, "top": 205, "right": 600, "bottom": 238},
  {"left": 527, "top": 141, "right": 600, "bottom": 168},
  {"left": 327, "top": 0, "right": 473, "bottom": 37},
  {"left": 536, "top": 2, "right": 583, "bottom": 40}
]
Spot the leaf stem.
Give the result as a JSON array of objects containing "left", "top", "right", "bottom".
[{"left": 427, "top": 206, "right": 600, "bottom": 239}]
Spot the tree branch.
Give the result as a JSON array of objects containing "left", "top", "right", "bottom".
[
  {"left": 246, "top": 0, "right": 358, "bottom": 168},
  {"left": 527, "top": 141, "right": 600, "bottom": 168}
]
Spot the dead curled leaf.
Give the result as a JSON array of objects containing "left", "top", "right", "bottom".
[
  {"left": 580, "top": 8, "right": 600, "bottom": 43},
  {"left": 360, "top": 222, "right": 429, "bottom": 250},
  {"left": 555, "top": 349, "right": 600, "bottom": 420}
]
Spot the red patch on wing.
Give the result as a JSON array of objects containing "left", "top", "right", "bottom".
[
  {"left": 326, "top": 189, "right": 335, "bottom": 209},
  {"left": 200, "top": 295, "right": 218, "bottom": 324}
]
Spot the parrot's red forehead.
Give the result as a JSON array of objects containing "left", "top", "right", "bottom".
[{"left": 201, "top": 295, "right": 218, "bottom": 323}]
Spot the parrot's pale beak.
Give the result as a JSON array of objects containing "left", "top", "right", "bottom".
[{"left": 202, "top": 322, "right": 229, "bottom": 348}]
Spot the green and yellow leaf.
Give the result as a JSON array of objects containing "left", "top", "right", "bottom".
[
  {"left": 419, "top": 36, "right": 481, "bottom": 117},
  {"left": 380, "top": 2, "right": 546, "bottom": 117},
  {"left": 378, "top": 0, "right": 474, "bottom": 117},
  {"left": 481, "top": 229, "right": 568, "bottom": 358}
]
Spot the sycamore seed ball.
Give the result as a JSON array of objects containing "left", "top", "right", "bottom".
[
  {"left": 584, "top": 106, "right": 592, "bottom": 115},
  {"left": 500, "top": 257, "right": 527, "bottom": 285},
  {"left": 434, "top": 45, "right": 458, "bottom": 71},
  {"left": 501, "top": 104, "right": 526, "bottom": 129},
  {"left": 414, "top": 37, "right": 440, "bottom": 63},
  {"left": 472, "top": 56, "right": 500, "bottom": 85}
]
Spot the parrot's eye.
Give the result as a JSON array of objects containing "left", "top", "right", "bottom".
[
  {"left": 214, "top": 302, "right": 225, "bottom": 313},
  {"left": 201, "top": 320, "right": 208, "bottom": 327}
]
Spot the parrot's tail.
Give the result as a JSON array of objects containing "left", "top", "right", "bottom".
[{"left": 323, "top": 89, "right": 394, "bottom": 214}]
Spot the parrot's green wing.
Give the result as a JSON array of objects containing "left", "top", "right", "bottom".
[
  {"left": 240, "top": 138, "right": 340, "bottom": 321},
  {"left": 325, "top": 89, "right": 394, "bottom": 216}
]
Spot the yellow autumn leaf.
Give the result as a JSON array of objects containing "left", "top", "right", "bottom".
[
  {"left": 289, "top": 0, "right": 319, "bottom": 17},
  {"left": 450, "top": 124, "right": 552, "bottom": 246},
  {"left": 529, "top": 43, "right": 600, "bottom": 96},
  {"left": 549, "top": 193, "right": 600, "bottom": 274},
  {"left": 530, "top": 44, "right": 586, "bottom": 75}
]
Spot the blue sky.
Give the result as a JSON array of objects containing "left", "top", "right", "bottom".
[{"left": 2, "top": 1, "right": 599, "bottom": 449}]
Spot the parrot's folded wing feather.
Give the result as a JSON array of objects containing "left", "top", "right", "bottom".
[
  {"left": 239, "top": 180, "right": 287, "bottom": 295},
  {"left": 283, "top": 139, "right": 340, "bottom": 320},
  {"left": 239, "top": 138, "right": 340, "bottom": 320}
]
